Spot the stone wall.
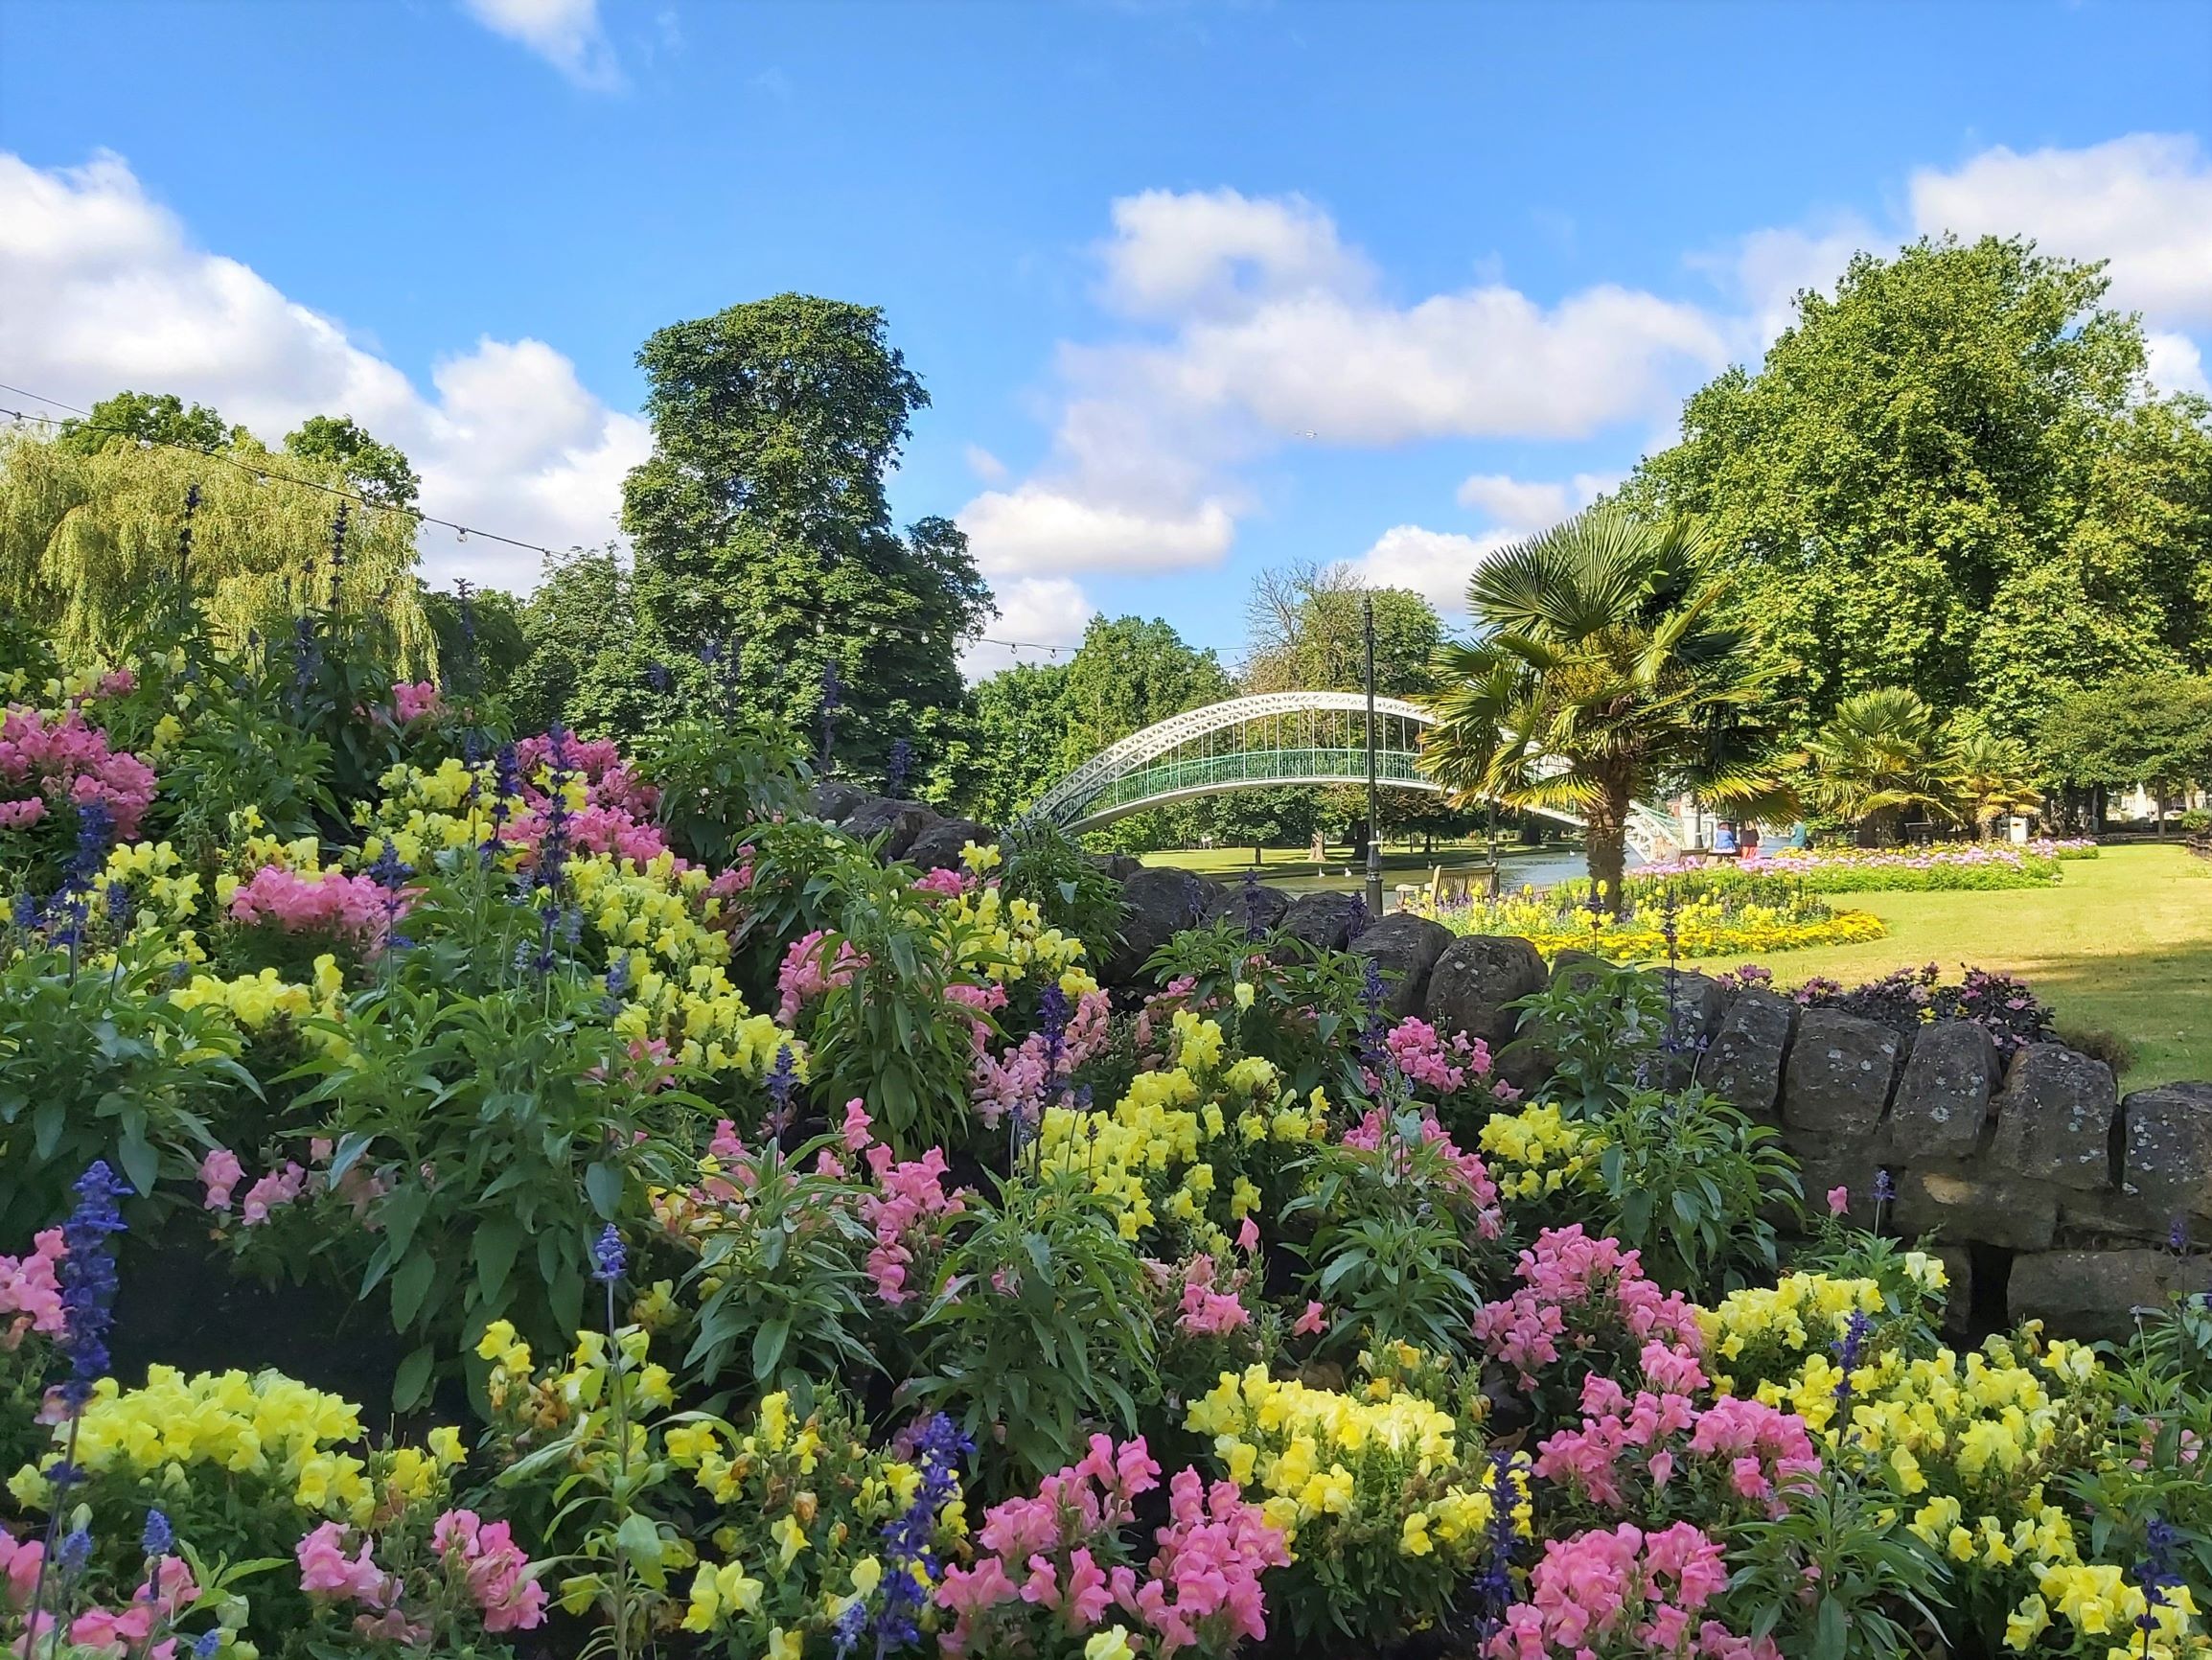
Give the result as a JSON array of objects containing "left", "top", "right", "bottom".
[{"left": 811, "top": 792, "right": 2212, "bottom": 1340}]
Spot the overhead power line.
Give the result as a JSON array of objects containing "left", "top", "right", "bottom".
[{"left": 0, "top": 380, "right": 1076, "bottom": 660}]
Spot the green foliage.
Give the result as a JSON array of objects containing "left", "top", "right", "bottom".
[
  {"left": 0, "top": 949, "right": 249, "bottom": 1238},
  {"left": 962, "top": 659, "right": 1071, "bottom": 823},
  {"left": 282, "top": 414, "right": 421, "bottom": 509},
  {"left": 905, "top": 1170, "right": 1157, "bottom": 1485},
  {"left": 639, "top": 711, "right": 809, "bottom": 868},
  {"left": 616, "top": 292, "right": 991, "bottom": 771},
  {"left": 684, "top": 1131, "right": 879, "bottom": 1392},
  {"left": 2039, "top": 671, "right": 2212, "bottom": 805},
  {"left": 1143, "top": 917, "right": 1371, "bottom": 1099},
  {"left": 1419, "top": 507, "right": 1787, "bottom": 903},
  {"left": 294, "top": 980, "right": 689, "bottom": 1406},
  {"left": 1726, "top": 1464, "right": 1949, "bottom": 1660},
  {"left": 1509, "top": 962, "right": 1671, "bottom": 1118},
  {"left": 1590, "top": 1085, "right": 1798, "bottom": 1294},
  {"left": 995, "top": 817, "right": 1124, "bottom": 957},
  {"left": 420, "top": 583, "right": 531, "bottom": 706},
  {"left": 506, "top": 546, "right": 639, "bottom": 736},
  {"left": 1242, "top": 563, "right": 1443, "bottom": 697},
  {"left": 1633, "top": 235, "right": 2212, "bottom": 738},
  {"left": 0, "top": 427, "right": 434, "bottom": 676},
  {"left": 58, "top": 389, "right": 243, "bottom": 454}
]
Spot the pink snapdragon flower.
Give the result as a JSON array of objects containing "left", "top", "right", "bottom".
[
  {"left": 862, "top": 1144, "right": 966, "bottom": 1303},
  {"left": 297, "top": 1521, "right": 397, "bottom": 1607},
  {"left": 1471, "top": 1226, "right": 1704, "bottom": 1392},
  {"left": 775, "top": 929, "right": 867, "bottom": 1022},
  {"left": 432, "top": 1510, "right": 548, "bottom": 1633},
  {"left": 0, "top": 1230, "right": 65, "bottom": 1347},
  {"left": 389, "top": 681, "right": 443, "bottom": 725},
  {"left": 199, "top": 1148, "right": 244, "bottom": 1212},
  {"left": 0, "top": 705, "right": 159, "bottom": 838}
]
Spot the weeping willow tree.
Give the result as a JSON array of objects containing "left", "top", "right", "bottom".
[{"left": 0, "top": 428, "right": 436, "bottom": 676}]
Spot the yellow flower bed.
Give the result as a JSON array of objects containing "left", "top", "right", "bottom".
[{"left": 1424, "top": 892, "right": 1887, "bottom": 959}]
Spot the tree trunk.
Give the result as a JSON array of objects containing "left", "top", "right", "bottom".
[{"left": 1585, "top": 778, "right": 1631, "bottom": 913}]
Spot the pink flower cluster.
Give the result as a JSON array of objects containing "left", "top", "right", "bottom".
[
  {"left": 494, "top": 729, "right": 670, "bottom": 867},
  {"left": 1471, "top": 1227, "right": 1703, "bottom": 1394},
  {"left": 972, "top": 988, "right": 1112, "bottom": 1129},
  {"left": 938, "top": 1437, "right": 1285, "bottom": 1660},
  {"left": 0, "top": 705, "right": 159, "bottom": 839},
  {"left": 0, "top": 1228, "right": 63, "bottom": 1348},
  {"left": 1175, "top": 1255, "right": 1252, "bottom": 1337},
  {"left": 298, "top": 1520, "right": 400, "bottom": 1607},
  {"left": 1535, "top": 1372, "right": 1819, "bottom": 1516},
  {"left": 861, "top": 1144, "right": 966, "bottom": 1304},
  {"left": 432, "top": 1510, "right": 549, "bottom": 1633},
  {"left": 913, "top": 865, "right": 972, "bottom": 898},
  {"left": 1487, "top": 1522, "right": 1778, "bottom": 1660},
  {"left": 389, "top": 681, "right": 443, "bottom": 725},
  {"left": 1382, "top": 1016, "right": 1515, "bottom": 1102},
  {"left": 200, "top": 1148, "right": 311, "bottom": 1225},
  {"left": 2, "top": 1529, "right": 197, "bottom": 1658},
  {"left": 775, "top": 929, "right": 867, "bottom": 1022},
  {"left": 1341, "top": 1109, "right": 1503, "bottom": 1235},
  {"left": 228, "top": 865, "right": 408, "bottom": 945}
]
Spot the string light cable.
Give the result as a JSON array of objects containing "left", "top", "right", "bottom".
[{"left": 0, "top": 381, "right": 1073, "bottom": 660}]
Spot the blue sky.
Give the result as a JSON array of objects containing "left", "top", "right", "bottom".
[{"left": 3, "top": 0, "right": 2208, "bottom": 674}]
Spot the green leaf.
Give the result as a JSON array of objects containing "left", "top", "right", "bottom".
[
  {"left": 473, "top": 1217, "right": 523, "bottom": 1303},
  {"left": 392, "top": 1344, "right": 436, "bottom": 1412},
  {"left": 752, "top": 1319, "right": 790, "bottom": 1383},
  {"left": 391, "top": 1249, "right": 439, "bottom": 1330},
  {"left": 585, "top": 1160, "right": 624, "bottom": 1219},
  {"left": 1811, "top": 1594, "right": 1846, "bottom": 1660},
  {"left": 116, "top": 1120, "right": 158, "bottom": 1201}
]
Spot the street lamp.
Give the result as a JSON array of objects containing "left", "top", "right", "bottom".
[{"left": 1364, "top": 593, "right": 1384, "bottom": 919}]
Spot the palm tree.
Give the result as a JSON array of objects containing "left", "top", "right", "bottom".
[
  {"left": 1799, "top": 688, "right": 1962, "bottom": 844},
  {"left": 1950, "top": 729, "right": 2043, "bottom": 836},
  {"left": 1417, "top": 506, "right": 1787, "bottom": 909}
]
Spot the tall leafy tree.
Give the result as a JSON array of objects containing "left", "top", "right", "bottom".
[
  {"left": 2039, "top": 672, "right": 2212, "bottom": 828},
  {"left": 284, "top": 415, "right": 421, "bottom": 509},
  {"left": 1632, "top": 235, "right": 2212, "bottom": 738},
  {"left": 965, "top": 658, "right": 1073, "bottom": 824},
  {"left": 1419, "top": 507, "right": 1784, "bottom": 905},
  {"left": 420, "top": 583, "right": 530, "bottom": 704},
  {"left": 57, "top": 390, "right": 242, "bottom": 454},
  {"left": 620, "top": 293, "right": 993, "bottom": 778},
  {"left": 1243, "top": 563, "right": 1443, "bottom": 696}
]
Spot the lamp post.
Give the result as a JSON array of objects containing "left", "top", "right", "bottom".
[{"left": 1364, "top": 593, "right": 1384, "bottom": 919}]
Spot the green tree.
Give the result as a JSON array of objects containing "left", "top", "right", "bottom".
[
  {"left": 1949, "top": 727, "right": 2043, "bottom": 833},
  {"left": 1418, "top": 507, "right": 1785, "bottom": 906},
  {"left": 619, "top": 293, "right": 992, "bottom": 778},
  {"left": 965, "top": 658, "right": 1073, "bottom": 824},
  {"left": 505, "top": 546, "right": 638, "bottom": 736},
  {"left": 1632, "top": 235, "right": 2212, "bottom": 738},
  {"left": 283, "top": 414, "right": 421, "bottom": 509},
  {"left": 57, "top": 390, "right": 242, "bottom": 454},
  {"left": 420, "top": 583, "right": 530, "bottom": 703},
  {"left": 1060, "top": 614, "right": 1236, "bottom": 763},
  {"left": 1243, "top": 563, "right": 1443, "bottom": 696},
  {"left": 2039, "top": 673, "right": 2212, "bottom": 830},
  {"left": 1798, "top": 688, "right": 1963, "bottom": 844}
]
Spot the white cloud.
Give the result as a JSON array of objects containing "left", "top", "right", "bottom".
[
  {"left": 1704, "top": 218, "right": 1877, "bottom": 349},
  {"left": 959, "top": 485, "right": 1234, "bottom": 577},
  {"left": 962, "top": 443, "right": 1008, "bottom": 483},
  {"left": 0, "top": 150, "right": 647, "bottom": 593},
  {"left": 1910, "top": 134, "right": 2212, "bottom": 325},
  {"left": 960, "top": 576, "right": 1092, "bottom": 680},
  {"left": 2146, "top": 331, "right": 2210, "bottom": 398},
  {"left": 1348, "top": 524, "right": 1509, "bottom": 612},
  {"left": 962, "top": 189, "right": 1731, "bottom": 586},
  {"left": 1456, "top": 473, "right": 1570, "bottom": 525},
  {"left": 461, "top": 0, "right": 623, "bottom": 88}
]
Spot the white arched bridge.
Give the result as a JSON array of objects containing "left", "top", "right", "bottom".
[{"left": 1027, "top": 691, "right": 1689, "bottom": 857}]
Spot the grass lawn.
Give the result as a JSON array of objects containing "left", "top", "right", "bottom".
[{"left": 1724, "top": 843, "right": 2212, "bottom": 1090}]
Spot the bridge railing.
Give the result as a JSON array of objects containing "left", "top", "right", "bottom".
[{"left": 1074, "top": 745, "right": 1434, "bottom": 820}]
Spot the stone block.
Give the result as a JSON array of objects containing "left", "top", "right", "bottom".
[
  {"left": 903, "top": 818, "right": 992, "bottom": 873},
  {"left": 2121, "top": 1081, "right": 2212, "bottom": 1224},
  {"left": 840, "top": 796, "right": 941, "bottom": 860},
  {"left": 2058, "top": 1187, "right": 2176, "bottom": 1246},
  {"left": 1781, "top": 1008, "right": 1901, "bottom": 1141},
  {"left": 1931, "top": 1245, "right": 1973, "bottom": 1341},
  {"left": 1696, "top": 989, "right": 1797, "bottom": 1118},
  {"left": 1886, "top": 1020, "right": 1996, "bottom": 1161},
  {"left": 1348, "top": 912, "right": 1456, "bottom": 1017},
  {"left": 1787, "top": 1136, "right": 1886, "bottom": 1230},
  {"left": 806, "top": 779, "right": 870, "bottom": 824},
  {"left": 1548, "top": 951, "right": 1618, "bottom": 994},
  {"left": 1279, "top": 890, "right": 1372, "bottom": 955},
  {"left": 1893, "top": 1162, "right": 2058, "bottom": 1252},
  {"left": 1099, "top": 867, "right": 1215, "bottom": 985},
  {"left": 1201, "top": 882, "right": 1293, "bottom": 936},
  {"left": 1664, "top": 972, "right": 1729, "bottom": 1045},
  {"left": 1423, "top": 934, "right": 1547, "bottom": 1052},
  {"left": 2008, "top": 1250, "right": 2212, "bottom": 1345},
  {"left": 1988, "top": 1044, "right": 2118, "bottom": 1192}
]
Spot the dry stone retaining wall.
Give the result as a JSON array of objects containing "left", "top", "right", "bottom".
[{"left": 807, "top": 802, "right": 2212, "bottom": 1340}]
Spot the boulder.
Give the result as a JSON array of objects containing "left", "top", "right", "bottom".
[
  {"left": 840, "top": 796, "right": 941, "bottom": 860},
  {"left": 1886, "top": 1021, "right": 1997, "bottom": 1161},
  {"left": 1091, "top": 854, "right": 1146, "bottom": 881},
  {"left": 1423, "top": 934, "right": 1547, "bottom": 1052},
  {"left": 1781, "top": 1008, "right": 1901, "bottom": 1141},
  {"left": 1100, "top": 866, "right": 1215, "bottom": 985},
  {"left": 1696, "top": 989, "right": 1796, "bottom": 1119},
  {"left": 1348, "top": 912, "right": 1456, "bottom": 1017},
  {"left": 904, "top": 818, "right": 992, "bottom": 874},
  {"left": 1549, "top": 951, "right": 1618, "bottom": 994},
  {"left": 1663, "top": 971, "right": 1729, "bottom": 1047},
  {"left": 1201, "top": 881, "right": 1293, "bottom": 936},
  {"left": 2008, "top": 1250, "right": 2212, "bottom": 1344},
  {"left": 1787, "top": 1137, "right": 1889, "bottom": 1230},
  {"left": 1893, "top": 1163, "right": 2059, "bottom": 1252},
  {"left": 2058, "top": 1187, "right": 2177, "bottom": 1246},
  {"left": 1279, "top": 890, "right": 1372, "bottom": 955},
  {"left": 1988, "top": 1044, "right": 2118, "bottom": 1192},
  {"left": 806, "top": 779, "right": 870, "bottom": 824},
  {"left": 2121, "top": 1081, "right": 2212, "bottom": 1224}
]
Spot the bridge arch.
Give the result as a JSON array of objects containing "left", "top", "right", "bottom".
[{"left": 1027, "top": 692, "right": 1687, "bottom": 857}]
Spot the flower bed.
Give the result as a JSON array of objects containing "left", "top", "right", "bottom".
[
  {"left": 1642, "top": 840, "right": 2097, "bottom": 892},
  {"left": 1424, "top": 877, "right": 1888, "bottom": 959},
  {"left": 1, "top": 613, "right": 2205, "bottom": 1660}
]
